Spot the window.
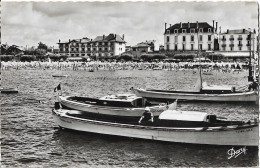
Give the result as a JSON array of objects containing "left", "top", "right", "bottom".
[
  {"left": 239, "top": 47, "right": 242, "bottom": 51},
  {"left": 208, "top": 35, "right": 211, "bottom": 41},
  {"left": 182, "top": 44, "right": 185, "bottom": 50},
  {"left": 167, "top": 30, "right": 170, "bottom": 34},
  {"left": 166, "top": 45, "right": 169, "bottom": 51},
  {"left": 191, "top": 44, "right": 194, "bottom": 50},
  {"left": 88, "top": 48, "right": 91, "bottom": 51},
  {"left": 175, "top": 36, "right": 178, "bottom": 42},
  {"left": 199, "top": 44, "right": 202, "bottom": 50},
  {"left": 199, "top": 35, "right": 203, "bottom": 41},
  {"left": 230, "top": 47, "right": 233, "bottom": 51},
  {"left": 99, "top": 42, "right": 102, "bottom": 45},
  {"left": 199, "top": 28, "right": 203, "bottom": 32},
  {"left": 222, "top": 47, "right": 226, "bottom": 51},
  {"left": 208, "top": 28, "right": 211, "bottom": 32},
  {"left": 133, "top": 48, "right": 136, "bottom": 51},
  {"left": 76, "top": 48, "right": 79, "bottom": 51},
  {"left": 182, "top": 29, "right": 186, "bottom": 33},
  {"left": 105, "top": 48, "right": 108, "bottom": 51},
  {"left": 208, "top": 44, "right": 211, "bottom": 50},
  {"left": 175, "top": 44, "right": 177, "bottom": 51},
  {"left": 167, "top": 36, "right": 170, "bottom": 42},
  {"left": 82, "top": 54, "right": 85, "bottom": 56},
  {"left": 99, "top": 48, "right": 102, "bottom": 51},
  {"left": 71, "top": 48, "right": 74, "bottom": 51},
  {"left": 191, "top": 35, "right": 194, "bottom": 42},
  {"left": 174, "top": 29, "right": 178, "bottom": 33},
  {"left": 183, "top": 36, "right": 186, "bottom": 42},
  {"left": 190, "top": 29, "right": 195, "bottom": 33}
]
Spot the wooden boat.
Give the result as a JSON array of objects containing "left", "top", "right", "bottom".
[
  {"left": 59, "top": 94, "right": 168, "bottom": 117},
  {"left": 131, "top": 87, "right": 257, "bottom": 102},
  {"left": 52, "top": 108, "right": 258, "bottom": 146},
  {"left": 0, "top": 87, "right": 18, "bottom": 94},
  {"left": 131, "top": 72, "right": 258, "bottom": 102},
  {"left": 52, "top": 75, "right": 69, "bottom": 78}
]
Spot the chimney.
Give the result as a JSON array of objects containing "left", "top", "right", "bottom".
[
  {"left": 165, "top": 23, "right": 167, "bottom": 31},
  {"left": 103, "top": 35, "right": 105, "bottom": 40},
  {"left": 180, "top": 22, "right": 182, "bottom": 28},
  {"left": 59, "top": 39, "right": 60, "bottom": 43},
  {"left": 213, "top": 20, "right": 215, "bottom": 33},
  {"left": 69, "top": 39, "right": 71, "bottom": 43},
  {"left": 196, "top": 21, "right": 199, "bottom": 29},
  {"left": 80, "top": 39, "right": 82, "bottom": 43},
  {"left": 243, "top": 29, "right": 245, "bottom": 33},
  {"left": 188, "top": 22, "right": 190, "bottom": 28},
  {"left": 215, "top": 22, "right": 218, "bottom": 32},
  {"left": 170, "top": 24, "right": 172, "bottom": 27},
  {"left": 227, "top": 29, "right": 229, "bottom": 33},
  {"left": 122, "top": 34, "right": 124, "bottom": 40}
]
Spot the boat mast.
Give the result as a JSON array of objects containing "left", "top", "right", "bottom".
[{"left": 197, "top": 22, "right": 202, "bottom": 90}]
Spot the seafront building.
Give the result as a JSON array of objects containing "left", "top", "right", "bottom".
[
  {"left": 164, "top": 21, "right": 217, "bottom": 51},
  {"left": 57, "top": 33, "right": 126, "bottom": 58},
  {"left": 218, "top": 29, "right": 256, "bottom": 52}
]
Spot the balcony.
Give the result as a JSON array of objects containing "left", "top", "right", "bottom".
[
  {"left": 229, "top": 44, "right": 234, "bottom": 47},
  {"left": 221, "top": 38, "right": 226, "bottom": 41},
  {"left": 238, "top": 44, "right": 243, "bottom": 47},
  {"left": 221, "top": 44, "right": 226, "bottom": 47},
  {"left": 246, "top": 37, "right": 251, "bottom": 40},
  {"left": 238, "top": 37, "right": 243, "bottom": 40},
  {"left": 246, "top": 43, "right": 251, "bottom": 47},
  {"left": 229, "top": 37, "right": 234, "bottom": 41}
]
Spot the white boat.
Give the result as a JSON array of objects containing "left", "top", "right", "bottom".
[
  {"left": 59, "top": 94, "right": 168, "bottom": 118},
  {"left": 52, "top": 108, "right": 258, "bottom": 146},
  {"left": 131, "top": 87, "right": 257, "bottom": 102}
]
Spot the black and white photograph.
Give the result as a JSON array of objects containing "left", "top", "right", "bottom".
[{"left": 0, "top": 0, "right": 259, "bottom": 167}]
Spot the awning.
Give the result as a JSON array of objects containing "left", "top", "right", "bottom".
[
  {"left": 67, "top": 57, "right": 83, "bottom": 61},
  {"left": 214, "top": 52, "right": 250, "bottom": 58}
]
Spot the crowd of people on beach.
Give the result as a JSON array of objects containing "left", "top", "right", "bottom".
[{"left": 0, "top": 60, "right": 247, "bottom": 73}]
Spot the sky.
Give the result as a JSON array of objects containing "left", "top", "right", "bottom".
[{"left": 1, "top": 1, "right": 259, "bottom": 49}]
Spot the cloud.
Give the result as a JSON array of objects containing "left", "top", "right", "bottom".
[{"left": 1, "top": 1, "right": 258, "bottom": 47}]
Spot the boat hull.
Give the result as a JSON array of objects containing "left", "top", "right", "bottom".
[
  {"left": 53, "top": 109, "right": 259, "bottom": 146},
  {"left": 132, "top": 89, "right": 257, "bottom": 102},
  {"left": 60, "top": 96, "right": 167, "bottom": 117},
  {"left": 0, "top": 88, "right": 18, "bottom": 94}
]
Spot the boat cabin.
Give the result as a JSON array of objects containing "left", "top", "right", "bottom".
[
  {"left": 99, "top": 94, "right": 147, "bottom": 107},
  {"left": 201, "top": 82, "right": 236, "bottom": 94}
]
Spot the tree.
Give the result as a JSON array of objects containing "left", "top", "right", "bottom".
[{"left": 37, "top": 42, "right": 48, "bottom": 50}]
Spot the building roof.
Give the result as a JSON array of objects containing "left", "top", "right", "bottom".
[
  {"left": 220, "top": 29, "right": 251, "bottom": 35},
  {"left": 165, "top": 22, "right": 213, "bottom": 34},
  {"left": 58, "top": 34, "right": 126, "bottom": 44},
  {"left": 132, "top": 43, "right": 150, "bottom": 48},
  {"left": 92, "top": 34, "right": 126, "bottom": 43}
]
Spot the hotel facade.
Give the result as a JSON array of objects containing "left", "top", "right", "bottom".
[
  {"left": 57, "top": 33, "right": 126, "bottom": 58},
  {"left": 164, "top": 21, "right": 217, "bottom": 51},
  {"left": 218, "top": 29, "right": 256, "bottom": 52}
]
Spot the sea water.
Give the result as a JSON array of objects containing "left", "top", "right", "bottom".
[{"left": 1, "top": 69, "right": 258, "bottom": 167}]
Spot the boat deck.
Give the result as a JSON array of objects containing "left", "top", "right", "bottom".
[{"left": 66, "top": 111, "right": 246, "bottom": 128}]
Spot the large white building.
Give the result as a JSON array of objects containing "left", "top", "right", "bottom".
[
  {"left": 164, "top": 22, "right": 216, "bottom": 51},
  {"left": 218, "top": 29, "right": 256, "bottom": 52},
  {"left": 58, "top": 33, "right": 126, "bottom": 58}
]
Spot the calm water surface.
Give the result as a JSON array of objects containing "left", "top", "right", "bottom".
[{"left": 1, "top": 69, "right": 258, "bottom": 167}]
